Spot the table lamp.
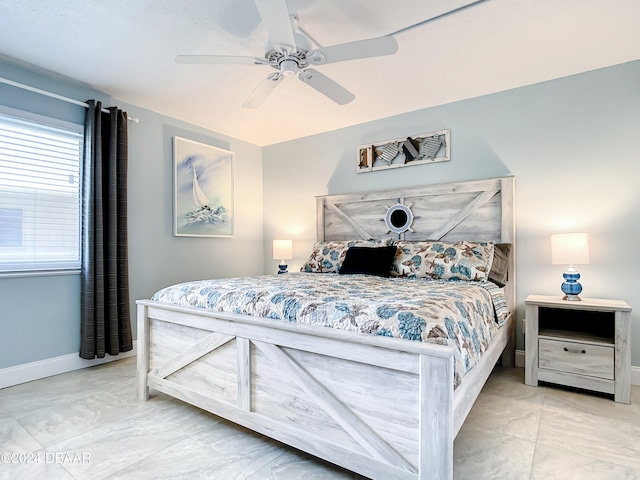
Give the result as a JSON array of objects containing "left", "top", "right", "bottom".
[
  {"left": 551, "top": 233, "right": 589, "bottom": 301},
  {"left": 273, "top": 239, "right": 293, "bottom": 274}
]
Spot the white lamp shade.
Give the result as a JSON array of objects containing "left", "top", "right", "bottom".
[
  {"left": 273, "top": 239, "right": 293, "bottom": 260},
  {"left": 551, "top": 233, "right": 590, "bottom": 265}
]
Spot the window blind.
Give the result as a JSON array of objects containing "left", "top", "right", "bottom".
[{"left": 0, "top": 111, "right": 83, "bottom": 274}]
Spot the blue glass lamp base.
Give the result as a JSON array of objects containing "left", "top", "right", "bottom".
[
  {"left": 561, "top": 268, "right": 582, "bottom": 301},
  {"left": 277, "top": 262, "right": 288, "bottom": 274}
]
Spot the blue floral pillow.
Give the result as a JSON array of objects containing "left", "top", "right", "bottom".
[
  {"left": 391, "top": 241, "right": 495, "bottom": 281},
  {"left": 301, "top": 239, "right": 394, "bottom": 273}
]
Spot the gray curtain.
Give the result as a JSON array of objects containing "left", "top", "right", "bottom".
[{"left": 80, "top": 100, "right": 133, "bottom": 359}]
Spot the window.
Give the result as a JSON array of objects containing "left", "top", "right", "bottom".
[{"left": 0, "top": 108, "right": 83, "bottom": 274}]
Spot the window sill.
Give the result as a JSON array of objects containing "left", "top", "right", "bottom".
[{"left": 0, "top": 269, "right": 81, "bottom": 279}]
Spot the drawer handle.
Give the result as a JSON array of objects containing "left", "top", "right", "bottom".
[{"left": 564, "top": 347, "right": 586, "bottom": 354}]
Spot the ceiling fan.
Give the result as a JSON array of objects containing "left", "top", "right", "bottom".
[{"left": 175, "top": 0, "right": 398, "bottom": 108}]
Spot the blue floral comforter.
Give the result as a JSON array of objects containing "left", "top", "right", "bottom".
[{"left": 152, "top": 273, "right": 508, "bottom": 388}]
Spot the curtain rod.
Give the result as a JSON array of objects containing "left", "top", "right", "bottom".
[{"left": 0, "top": 76, "right": 140, "bottom": 123}]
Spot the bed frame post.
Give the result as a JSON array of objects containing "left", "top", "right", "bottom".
[
  {"left": 500, "top": 314, "right": 516, "bottom": 368},
  {"left": 136, "top": 302, "right": 150, "bottom": 401},
  {"left": 500, "top": 176, "right": 516, "bottom": 368},
  {"left": 316, "top": 197, "right": 326, "bottom": 241},
  {"left": 419, "top": 353, "right": 454, "bottom": 480}
]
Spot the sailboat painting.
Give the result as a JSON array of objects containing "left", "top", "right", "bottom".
[{"left": 173, "top": 137, "right": 233, "bottom": 237}]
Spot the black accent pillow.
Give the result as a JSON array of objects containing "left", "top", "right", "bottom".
[
  {"left": 339, "top": 246, "right": 398, "bottom": 277},
  {"left": 488, "top": 243, "right": 512, "bottom": 287}
]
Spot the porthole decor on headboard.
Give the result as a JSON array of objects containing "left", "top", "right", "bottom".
[
  {"left": 357, "top": 129, "right": 450, "bottom": 173},
  {"left": 384, "top": 202, "right": 415, "bottom": 235}
]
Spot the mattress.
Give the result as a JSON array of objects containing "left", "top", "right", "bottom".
[{"left": 152, "top": 272, "right": 508, "bottom": 387}]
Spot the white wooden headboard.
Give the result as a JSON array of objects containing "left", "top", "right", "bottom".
[
  {"left": 316, "top": 176, "right": 514, "bottom": 244},
  {"left": 316, "top": 176, "right": 516, "bottom": 319}
]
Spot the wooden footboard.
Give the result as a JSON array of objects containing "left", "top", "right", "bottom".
[{"left": 137, "top": 300, "right": 512, "bottom": 480}]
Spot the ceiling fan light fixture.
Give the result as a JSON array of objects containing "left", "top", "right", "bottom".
[{"left": 279, "top": 59, "right": 298, "bottom": 76}]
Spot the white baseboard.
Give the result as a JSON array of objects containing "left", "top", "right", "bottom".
[
  {"left": 0, "top": 342, "right": 137, "bottom": 389},
  {"left": 515, "top": 349, "right": 640, "bottom": 386}
]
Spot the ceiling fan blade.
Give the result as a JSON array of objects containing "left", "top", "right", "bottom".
[
  {"left": 299, "top": 69, "right": 355, "bottom": 105},
  {"left": 242, "top": 73, "right": 284, "bottom": 108},
  {"left": 307, "top": 36, "right": 398, "bottom": 66},
  {"left": 175, "top": 55, "right": 271, "bottom": 65},
  {"left": 254, "top": 0, "right": 297, "bottom": 51}
]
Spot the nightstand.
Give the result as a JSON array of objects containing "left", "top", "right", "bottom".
[{"left": 524, "top": 295, "right": 632, "bottom": 404}]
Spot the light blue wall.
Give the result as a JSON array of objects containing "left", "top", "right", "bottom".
[
  {"left": 0, "top": 275, "right": 81, "bottom": 367},
  {"left": 0, "top": 59, "right": 264, "bottom": 369},
  {"left": 262, "top": 60, "right": 640, "bottom": 366}
]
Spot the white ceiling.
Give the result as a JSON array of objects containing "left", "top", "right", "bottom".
[{"left": 1, "top": 0, "right": 639, "bottom": 146}]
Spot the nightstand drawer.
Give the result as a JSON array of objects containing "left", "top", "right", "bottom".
[{"left": 538, "top": 338, "right": 614, "bottom": 379}]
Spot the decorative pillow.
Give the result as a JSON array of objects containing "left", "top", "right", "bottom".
[
  {"left": 488, "top": 243, "right": 511, "bottom": 287},
  {"left": 390, "top": 241, "right": 495, "bottom": 281},
  {"left": 339, "top": 246, "right": 398, "bottom": 277},
  {"left": 300, "top": 239, "right": 394, "bottom": 273}
]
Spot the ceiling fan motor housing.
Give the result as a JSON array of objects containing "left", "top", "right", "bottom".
[{"left": 264, "top": 32, "right": 310, "bottom": 59}]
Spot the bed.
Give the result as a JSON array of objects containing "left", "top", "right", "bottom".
[{"left": 136, "top": 176, "right": 516, "bottom": 480}]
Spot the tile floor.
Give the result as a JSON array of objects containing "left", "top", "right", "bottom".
[{"left": 1, "top": 358, "right": 639, "bottom": 480}]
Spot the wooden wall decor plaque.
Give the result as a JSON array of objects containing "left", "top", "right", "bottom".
[{"left": 357, "top": 129, "right": 450, "bottom": 173}]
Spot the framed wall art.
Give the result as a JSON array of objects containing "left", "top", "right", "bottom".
[
  {"left": 173, "top": 136, "right": 234, "bottom": 237},
  {"left": 356, "top": 129, "right": 450, "bottom": 173}
]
